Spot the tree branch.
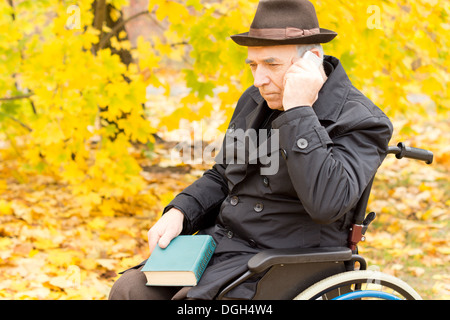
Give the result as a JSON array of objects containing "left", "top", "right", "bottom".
[
  {"left": 93, "top": 0, "right": 106, "bottom": 32},
  {"left": 0, "top": 93, "right": 34, "bottom": 101},
  {"left": 0, "top": 112, "right": 32, "bottom": 132},
  {"left": 97, "top": 10, "right": 149, "bottom": 52},
  {"left": 7, "top": 0, "right": 16, "bottom": 20}
]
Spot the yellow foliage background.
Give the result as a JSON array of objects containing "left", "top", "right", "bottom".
[{"left": 0, "top": 0, "right": 448, "bottom": 299}]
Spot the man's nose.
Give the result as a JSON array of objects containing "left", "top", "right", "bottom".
[{"left": 253, "top": 68, "right": 270, "bottom": 88}]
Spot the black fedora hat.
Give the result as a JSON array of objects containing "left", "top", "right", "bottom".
[{"left": 231, "top": 0, "right": 337, "bottom": 46}]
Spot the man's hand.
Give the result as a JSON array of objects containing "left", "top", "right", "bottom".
[
  {"left": 282, "top": 56, "right": 325, "bottom": 110},
  {"left": 147, "top": 208, "right": 184, "bottom": 254}
]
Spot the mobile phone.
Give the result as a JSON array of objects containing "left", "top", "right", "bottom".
[{"left": 303, "top": 51, "right": 322, "bottom": 68}]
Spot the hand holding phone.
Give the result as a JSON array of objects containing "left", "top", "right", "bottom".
[{"left": 282, "top": 51, "right": 325, "bottom": 110}]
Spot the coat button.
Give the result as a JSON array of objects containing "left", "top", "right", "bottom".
[
  {"left": 262, "top": 176, "right": 269, "bottom": 187},
  {"left": 227, "top": 230, "right": 234, "bottom": 238},
  {"left": 229, "top": 123, "right": 236, "bottom": 132},
  {"left": 280, "top": 148, "right": 288, "bottom": 160},
  {"left": 230, "top": 196, "right": 239, "bottom": 206},
  {"left": 248, "top": 239, "right": 257, "bottom": 248},
  {"left": 296, "top": 138, "right": 308, "bottom": 149},
  {"left": 254, "top": 203, "right": 264, "bottom": 212}
]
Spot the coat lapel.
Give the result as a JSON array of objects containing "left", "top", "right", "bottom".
[
  {"left": 245, "top": 95, "right": 281, "bottom": 164},
  {"left": 245, "top": 98, "right": 266, "bottom": 130},
  {"left": 225, "top": 90, "right": 266, "bottom": 190}
]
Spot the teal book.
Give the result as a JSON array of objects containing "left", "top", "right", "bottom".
[{"left": 142, "top": 235, "right": 216, "bottom": 286}]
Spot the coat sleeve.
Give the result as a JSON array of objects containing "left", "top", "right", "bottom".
[
  {"left": 271, "top": 101, "right": 393, "bottom": 225},
  {"left": 164, "top": 163, "right": 228, "bottom": 234}
]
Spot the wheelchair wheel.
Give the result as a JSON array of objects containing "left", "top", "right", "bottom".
[{"left": 294, "top": 270, "right": 422, "bottom": 300}]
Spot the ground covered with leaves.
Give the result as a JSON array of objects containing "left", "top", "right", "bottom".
[
  {"left": 0, "top": 148, "right": 199, "bottom": 299},
  {"left": 0, "top": 116, "right": 448, "bottom": 300}
]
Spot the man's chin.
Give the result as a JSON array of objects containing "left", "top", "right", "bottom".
[
  {"left": 261, "top": 93, "right": 283, "bottom": 110},
  {"left": 266, "top": 101, "right": 284, "bottom": 111}
]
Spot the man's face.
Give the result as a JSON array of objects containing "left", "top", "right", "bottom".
[{"left": 246, "top": 45, "right": 298, "bottom": 110}]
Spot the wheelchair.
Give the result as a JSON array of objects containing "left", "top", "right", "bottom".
[{"left": 215, "top": 142, "right": 433, "bottom": 300}]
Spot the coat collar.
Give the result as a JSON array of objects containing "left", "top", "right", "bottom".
[{"left": 246, "top": 55, "right": 351, "bottom": 123}]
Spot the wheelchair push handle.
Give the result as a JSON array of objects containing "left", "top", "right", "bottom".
[{"left": 388, "top": 142, "right": 433, "bottom": 164}]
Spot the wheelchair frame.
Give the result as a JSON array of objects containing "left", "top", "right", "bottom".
[{"left": 215, "top": 142, "right": 433, "bottom": 300}]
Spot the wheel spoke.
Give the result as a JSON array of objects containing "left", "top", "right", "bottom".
[{"left": 294, "top": 270, "right": 422, "bottom": 300}]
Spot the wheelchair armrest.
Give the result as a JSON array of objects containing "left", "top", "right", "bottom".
[
  {"left": 247, "top": 246, "right": 352, "bottom": 273},
  {"left": 217, "top": 247, "right": 353, "bottom": 299}
]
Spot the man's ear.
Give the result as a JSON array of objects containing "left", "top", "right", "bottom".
[{"left": 309, "top": 48, "right": 322, "bottom": 59}]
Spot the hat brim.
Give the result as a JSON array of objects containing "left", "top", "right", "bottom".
[{"left": 231, "top": 28, "right": 337, "bottom": 46}]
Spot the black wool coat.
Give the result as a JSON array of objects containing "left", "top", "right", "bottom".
[{"left": 164, "top": 55, "right": 393, "bottom": 299}]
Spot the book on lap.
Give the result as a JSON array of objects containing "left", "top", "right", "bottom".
[{"left": 142, "top": 235, "right": 216, "bottom": 286}]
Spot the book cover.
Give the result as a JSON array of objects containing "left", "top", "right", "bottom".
[{"left": 141, "top": 235, "right": 216, "bottom": 286}]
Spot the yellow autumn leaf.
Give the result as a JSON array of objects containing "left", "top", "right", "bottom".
[
  {"left": 87, "top": 217, "right": 107, "bottom": 230},
  {"left": 155, "top": 1, "right": 189, "bottom": 24},
  {"left": 0, "top": 199, "right": 13, "bottom": 215},
  {"left": 436, "top": 247, "right": 450, "bottom": 255},
  {"left": 46, "top": 249, "right": 82, "bottom": 268}
]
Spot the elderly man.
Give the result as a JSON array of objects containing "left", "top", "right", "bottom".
[{"left": 109, "top": 0, "right": 393, "bottom": 300}]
